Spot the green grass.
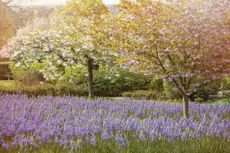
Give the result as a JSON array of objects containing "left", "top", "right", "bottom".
[
  {"left": 0, "top": 80, "right": 18, "bottom": 89},
  {"left": 0, "top": 80, "right": 229, "bottom": 104},
  {"left": 0, "top": 80, "right": 88, "bottom": 97},
  {"left": 209, "top": 96, "right": 230, "bottom": 104},
  {"left": 0, "top": 80, "right": 54, "bottom": 96},
  {"left": 0, "top": 137, "right": 229, "bottom": 153}
]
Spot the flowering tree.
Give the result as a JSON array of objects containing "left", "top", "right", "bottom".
[
  {"left": 60, "top": 0, "right": 109, "bottom": 98},
  {"left": 64, "top": 0, "right": 108, "bottom": 17},
  {"left": 106, "top": 0, "right": 230, "bottom": 118},
  {"left": 6, "top": 0, "right": 110, "bottom": 98}
]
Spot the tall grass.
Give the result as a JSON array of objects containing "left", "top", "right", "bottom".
[{"left": 1, "top": 137, "right": 229, "bottom": 153}]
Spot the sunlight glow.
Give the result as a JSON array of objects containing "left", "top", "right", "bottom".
[{"left": 19, "top": 0, "right": 120, "bottom": 6}]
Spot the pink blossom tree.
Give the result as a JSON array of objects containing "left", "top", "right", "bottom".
[{"left": 106, "top": 0, "right": 230, "bottom": 118}]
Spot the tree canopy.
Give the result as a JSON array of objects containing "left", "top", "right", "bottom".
[
  {"left": 105, "top": 0, "right": 230, "bottom": 118},
  {"left": 64, "top": 0, "right": 109, "bottom": 17}
]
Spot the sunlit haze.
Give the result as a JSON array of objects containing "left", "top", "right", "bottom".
[{"left": 18, "top": 0, "right": 120, "bottom": 5}]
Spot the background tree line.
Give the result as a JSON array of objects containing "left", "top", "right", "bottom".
[{"left": 1, "top": 0, "right": 230, "bottom": 119}]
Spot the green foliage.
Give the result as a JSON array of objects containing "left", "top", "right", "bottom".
[
  {"left": 149, "top": 79, "right": 164, "bottom": 91},
  {"left": 93, "top": 68, "right": 151, "bottom": 96},
  {"left": 9, "top": 63, "right": 45, "bottom": 85},
  {"left": 163, "top": 80, "right": 221, "bottom": 102},
  {"left": 2, "top": 65, "right": 152, "bottom": 97},
  {"left": 62, "top": 65, "right": 88, "bottom": 84},
  {"left": 221, "top": 76, "right": 230, "bottom": 90},
  {"left": 163, "top": 81, "right": 182, "bottom": 100},
  {"left": 191, "top": 81, "right": 220, "bottom": 102},
  {"left": 215, "top": 98, "right": 230, "bottom": 104},
  {"left": 195, "top": 97, "right": 204, "bottom": 103},
  {"left": 55, "top": 83, "right": 87, "bottom": 96},
  {"left": 124, "top": 79, "right": 223, "bottom": 101},
  {"left": 5, "top": 61, "right": 148, "bottom": 97},
  {"left": 60, "top": 66, "right": 151, "bottom": 97},
  {"left": 222, "top": 91, "right": 230, "bottom": 98},
  {"left": 8, "top": 62, "right": 224, "bottom": 100},
  {"left": 0, "top": 80, "right": 18, "bottom": 90}
]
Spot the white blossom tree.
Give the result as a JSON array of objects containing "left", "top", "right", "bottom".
[
  {"left": 5, "top": 0, "right": 111, "bottom": 98},
  {"left": 6, "top": 15, "right": 112, "bottom": 98}
]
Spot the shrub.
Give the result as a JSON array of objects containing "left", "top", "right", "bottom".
[
  {"left": 195, "top": 97, "right": 205, "bottom": 103},
  {"left": 122, "top": 90, "right": 165, "bottom": 100},
  {"left": 9, "top": 63, "right": 45, "bottom": 85},
  {"left": 55, "top": 83, "right": 87, "bottom": 97},
  {"left": 149, "top": 79, "right": 164, "bottom": 91},
  {"left": 62, "top": 66, "right": 152, "bottom": 97},
  {"left": 62, "top": 65, "right": 88, "bottom": 85},
  {"left": 190, "top": 81, "right": 221, "bottom": 102},
  {"left": 9, "top": 63, "right": 158, "bottom": 97},
  {"left": 163, "top": 81, "right": 182, "bottom": 100},
  {"left": 93, "top": 68, "right": 151, "bottom": 97},
  {"left": 163, "top": 80, "right": 221, "bottom": 102},
  {"left": 221, "top": 77, "right": 230, "bottom": 90}
]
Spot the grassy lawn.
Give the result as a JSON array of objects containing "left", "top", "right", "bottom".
[
  {"left": 210, "top": 96, "right": 230, "bottom": 104},
  {"left": 0, "top": 80, "right": 18, "bottom": 89},
  {"left": 1, "top": 138, "right": 229, "bottom": 153}
]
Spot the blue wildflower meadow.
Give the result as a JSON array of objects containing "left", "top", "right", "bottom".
[{"left": 0, "top": 95, "right": 229, "bottom": 153}]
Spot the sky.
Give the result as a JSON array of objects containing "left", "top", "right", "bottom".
[{"left": 18, "top": 0, "right": 120, "bottom": 5}]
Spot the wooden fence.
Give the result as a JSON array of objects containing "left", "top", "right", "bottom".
[{"left": 0, "top": 57, "right": 12, "bottom": 80}]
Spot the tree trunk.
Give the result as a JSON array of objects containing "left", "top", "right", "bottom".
[
  {"left": 87, "top": 58, "right": 94, "bottom": 98},
  {"left": 183, "top": 94, "right": 189, "bottom": 119}
]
